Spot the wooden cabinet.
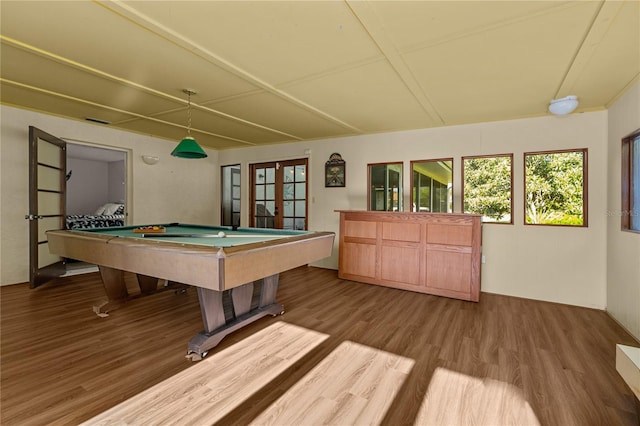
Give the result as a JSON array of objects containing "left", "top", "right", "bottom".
[{"left": 337, "top": 210, "right": 482, "bottom": 302}]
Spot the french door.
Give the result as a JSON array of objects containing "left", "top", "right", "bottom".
[
  {"left": 27, "top": 126, "right": 67, "bottom": 288},
  {"left": 250, "top": 159, "right": 308, "bottom": 230}
]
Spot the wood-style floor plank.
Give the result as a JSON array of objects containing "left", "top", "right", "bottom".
[
  {"left": 1, "top": 267, "right": 639, "bottom": 425},
  {"left": 85, "top": 322, "right": 328, "bottom": 425}
]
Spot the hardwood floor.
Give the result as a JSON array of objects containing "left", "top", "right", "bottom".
[{"left": 1, "top": 267, "right": 638, "bottom": 425}]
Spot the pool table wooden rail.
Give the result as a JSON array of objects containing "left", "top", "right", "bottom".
[
  {"left": 47, "top": 227, "right": 335, "bottom": 358},
  {"left": 46, "top": 229, "right": 335, "bottom": 292}
]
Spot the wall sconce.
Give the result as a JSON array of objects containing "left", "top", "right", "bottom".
[
  {"left": 548, "top": 95, "right": 579, "bottom": 115},
  {"left": 141, "top": 155, "right": 159, "bottom": 165}
]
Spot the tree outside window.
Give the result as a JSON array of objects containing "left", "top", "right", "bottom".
[
  {"left": 524, "top": 149, "right": 587, "bottom": 226},
  {"left": 463, "top": 154, "right": 512, "bottom": 223}
]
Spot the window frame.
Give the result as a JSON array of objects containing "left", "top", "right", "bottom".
[
  {"left": 462, "top": 153, "right": 514, "bottom": 224},
  {"left": 621, "top": 129, "right": 640, "bottom": 233},
  {"left": 367, "top": 161, "right": 403, "bottom": 212},
  {"left": 410, "top": 158, "right": 454, "bottom": 213},
  {"left": 523, "top": 148, "right": 588, "bottom": 227}
]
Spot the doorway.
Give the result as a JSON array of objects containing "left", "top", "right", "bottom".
[
  {"left": 221, "top": 164, "right": 241, "bottom": 227},
  {"left": 65, "top": 143, "right": 127, "bottom": 219},
  {"left": 28, "top": 126, "right": 129, "bottom": 288},
  {"left": 250, "top": 159, "right": 308, "bottom": 230}
]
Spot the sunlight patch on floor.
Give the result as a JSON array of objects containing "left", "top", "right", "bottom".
[
  {"left": 82, "top": 321, "right": 329, "bottom": 425},
  {"left": 250, "top": 340, "right": 415, "bottom": 426},
  {"left": 416, "top": 367, "right": 540, "bottom": 425}
]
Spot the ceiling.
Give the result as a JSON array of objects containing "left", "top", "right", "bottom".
[{"left": 1, "top": 1, "right": 638, "bottom": 151}]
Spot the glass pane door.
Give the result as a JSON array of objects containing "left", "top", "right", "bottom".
[
  {"left": 28, "top": 126, "right": 67, "bottom": 288},
  {"left": 253, "top": 163, "right": 277, "bottom": 228},
  {"left": 282, "top": 163, "right": 306, "bottom": 230},
  {"left": 250, "top": 159, "right": 308, "bottom": 229}
]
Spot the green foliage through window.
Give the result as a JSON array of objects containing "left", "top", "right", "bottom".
[
  {"left": 525, "top": 149, "right": 587, "bottom": 226},
  {"left": 463, "top": 155, "right": 512, "bottom": 223}
]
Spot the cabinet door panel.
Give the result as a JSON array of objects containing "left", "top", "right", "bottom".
[
  {"left": 427, "top": 224, "right": 472, "bottom": 246},
  {"left": 426, "top": 249, "right": 471, "bottom": 293},
  {"left": 382, "top": 222, "right": 421, "bottom": 242},
  {"left": 345, "top": 220, "right": 377, "bottom": 239},
  {"left": 381, "top": 245, "right": 421, "bottom": 285},
  {"left": 341, "top": 242, "right": 376, "bottom": 278}
]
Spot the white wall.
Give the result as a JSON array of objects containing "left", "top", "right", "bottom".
[
  {"left": 220, "top": 111, "right": 610, "bottom": 310},
  {"left": 0, "top": 105, "right": 218, "bottom": 286},
  {"left": 66, "top": 157, "right": 126, "bottom": 214},
  {"left": 607, "top": 82, "right": 640, "bottom": 340},
  {"left": 2, "top": 101, "right": 628, "bottom": 314},
  {"left": 108, "top": 160, "right": 126, "bottom": 204},
  {"left": 67, "top": 157, "right": 110, "bottom": 214}
]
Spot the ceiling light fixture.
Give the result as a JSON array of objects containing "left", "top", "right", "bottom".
[
  {"left": 171, "top": 89, "right": 208, "bottom": 159},
  {"left": 548, "top": 95, "right": 579, "bottom": 116}
]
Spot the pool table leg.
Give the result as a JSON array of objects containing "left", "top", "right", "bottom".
[
  {"left": 260, "top": 275, "right": 279, "bottom": 307},
  {"left": 187, "top": 274, "right": 285, "bottom": 360},
  {"left": 93, "top": 266, "right": 129, "bottom": 316},
  {"left": 93, "top": 267, "right": 167, "bottom": 316}
]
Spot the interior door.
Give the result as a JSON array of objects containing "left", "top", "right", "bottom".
[
  {"left": 250, "top": 159, "right": 308, "bottom": 230},
  {"left": 221, "top": 164, "right": 241, "bottom": 227},
  {"left": 27, "top": 126, "right": 67, "bottom": 288}
]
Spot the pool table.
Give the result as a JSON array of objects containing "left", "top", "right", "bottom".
[{"left": 46, "top": 223, "right": 334, "bottom": 359}]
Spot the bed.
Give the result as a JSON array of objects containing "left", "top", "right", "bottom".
[{"left": 65, "top": 203, "right": 125, "bottom": 230}]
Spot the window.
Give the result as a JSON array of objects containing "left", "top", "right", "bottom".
[
  {"left": 622, "top": 129, "right": 640, "bottom": 232},
  {"left": 369, "top": 162, "right": 403, "bottom": 211},
  {"left": 462, "top": 154, "right": 513, "bottom": 223},
  {"left": 524, "top": 149, "right": 587, "bottom": 226},
  {"left": 411, "top": 159, "right": 452, "bottom": 212}
]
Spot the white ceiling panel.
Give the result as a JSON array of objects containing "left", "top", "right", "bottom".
[
  {"left": 284, "top": 60, "right": 439, "bottom": 132},
  {"left": 122, "top": 0, "right": 383, "bottom": 86},
  {"left": 1, "top": 0, "right": 637, "bottom": 150},
  {"left": 402, "top": 2, "right": 598, "bottom": 124},
  {"left": 0, "top": 82, "right": 135, "bottom": 125},
  {"left": 150, "top": 108, "right": 294, "bottom": 146},
  {"left": 367, "top": 1, "right": 586, "bottom": 52},
  {"left": 568, "top": 0, "right": 640, "bottom": 107},
  {"left": 208, "top": 91, "right": 357, "bottom": 140},
  {"left": 1, "top": 43, "right": 183, "bottom": 116}
]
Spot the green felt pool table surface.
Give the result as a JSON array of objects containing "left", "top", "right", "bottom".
[{"left": 84, "top": 223, "right": 309, "bottom": 247}]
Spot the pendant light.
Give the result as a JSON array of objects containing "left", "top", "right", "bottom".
[{"left": 171, "top": 89, "right": 208, "bottom": 158}]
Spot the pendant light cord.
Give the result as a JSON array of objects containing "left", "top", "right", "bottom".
[{"left": 186, "top": 91, "right": 192, "bottom": 136}]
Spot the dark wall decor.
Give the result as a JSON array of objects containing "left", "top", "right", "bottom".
[{"left": 325, "top": 153, "right": 346, "bottom": 187}]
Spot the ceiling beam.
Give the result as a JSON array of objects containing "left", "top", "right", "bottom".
[
  {"left": 345, "top": 0, "right": 445, "bottom": 126},
  {"left": 554, "top": 0, "right": 624, "bottom": 98},
  {"left": 98, "top": 0, "right": 362, "bottom": 135}
]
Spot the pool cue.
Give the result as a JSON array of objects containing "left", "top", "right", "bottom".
[
  {"left": 141, "top": 233, "right": 221, "bottom": 238},
  {"left": 141, "top": 233, "right": 285, "bottom": 238}
]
